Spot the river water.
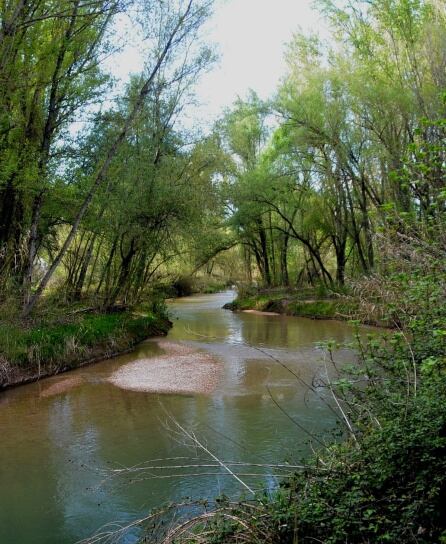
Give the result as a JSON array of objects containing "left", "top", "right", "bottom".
[{"left": 0, "top": 291, "right": 360, "bottom": 543}]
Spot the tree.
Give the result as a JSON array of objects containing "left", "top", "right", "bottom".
[{"left": 22, "top": 0, "right": 214, "bottom": 315}]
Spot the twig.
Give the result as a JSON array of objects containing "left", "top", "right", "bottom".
[{"left": 160, "top": 403, "right": 256, "bottom": 496}]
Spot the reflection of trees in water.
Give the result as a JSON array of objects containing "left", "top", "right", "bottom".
[
  {"left": 2, "top": 295, "right": 361, "bottom": 543},
  {"left": 239, "top": 313, "right": 354, "bottom": 349}
]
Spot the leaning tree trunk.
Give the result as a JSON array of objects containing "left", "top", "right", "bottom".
[{"left": 22, "top": 0, "right": 195, "bottom": 317}]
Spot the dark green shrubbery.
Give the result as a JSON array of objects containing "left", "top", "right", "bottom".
[
  {"left": 172, "top": 276, "right": 196, "bottom": 297},
  {"left": 286, "top": 378, "right": 446, "bottom": 543},
  {"left": 169, "top": 276, "right": 230, "bottom": 298}
]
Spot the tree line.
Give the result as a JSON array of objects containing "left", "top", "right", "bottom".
[
  {"left": 217, "top": 0, "right": 445, "bottom": 289},
  {"left": 1, "top": 0, "right": 445, "bottom": 317},
  {"left": 0, "top": 0, "right": 219, "bottom": 316}
]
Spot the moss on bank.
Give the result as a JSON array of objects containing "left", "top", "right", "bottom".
[
  {"left": 0, "top": 309, "right": 171, "bottom": 389},
  {"left": 224, "top": 288, "right": 363, "bottom": 322}
]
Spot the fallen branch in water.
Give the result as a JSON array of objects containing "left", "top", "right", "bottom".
[{"left": 159, "top": 402, "right": 256, "bottom": 496}]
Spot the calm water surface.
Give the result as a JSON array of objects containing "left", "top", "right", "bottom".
[{"left": 0, "top": 291, "right": 360, "bottom": 543}]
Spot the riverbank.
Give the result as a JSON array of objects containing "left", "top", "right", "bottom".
[
  {"left": 0, "top": 309, "right": 171, "bottom": 390},
  {"left": 223, "top": 288, "right": 387, "bottom": 327}
]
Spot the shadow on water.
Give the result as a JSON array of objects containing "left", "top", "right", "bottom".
[{"left": 0, "top": 290, "right": 364, "bottom": 543}]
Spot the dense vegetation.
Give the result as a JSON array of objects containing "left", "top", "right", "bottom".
[
  {"left": 156, "top": 234, "right": 445, "bottom": 543},
  {"left": 0, "top": 0, "right": 221, "bottom": 318},
  {"left": 0, "top": 0, "right": 445, "bottom": 542},
  {"left": 217, "top": 0, "right": 445, "bottom": 291}
]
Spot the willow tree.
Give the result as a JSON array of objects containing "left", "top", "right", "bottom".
[
  {"left": 0, "top": 0, "right": 119, "bottom": 295},
  {"left": 270, "top": 0, "right": 446, "bottom": 283},
  {"left": 21, "top": 0, "right": 214, "bottom": 315},
  {"left": 219, "top": 0, "right": 446, "bottom": 288},
  {"left": 216, "top": 93, "right": 279, "bottom": 286},
  {"left": 317, "top": 0, "right": 446, "bottom": 212}
]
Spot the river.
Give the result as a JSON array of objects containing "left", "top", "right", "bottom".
[{"left": 0, "top": 291, "right": 360, "bottom": 543}]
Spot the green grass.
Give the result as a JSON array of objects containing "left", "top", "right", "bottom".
[
  {"left": 228, "top": 290, "right": 348, "bottom": 320},
  {"left": 0, "top": 310, "right": 171, "bottom": 386},
  {"left": 228, "top": 292, "right": 283, "bottom": 311},
  {"left": 286, "top": 299, "right": 338, "bottom": 318}
]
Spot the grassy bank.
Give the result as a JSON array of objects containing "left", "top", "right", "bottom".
[
  {"left": 224, "top": 287, "right": 367, "bottom": 323},
  {"left": 0, "top": 308, "right": 171, "bottom": 390}
]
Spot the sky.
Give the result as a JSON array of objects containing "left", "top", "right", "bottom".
[
  {"left": 192, "top": 0, "right": 326, "bottom": 121},
  {"left": 105, "top": 0, "right": 328, "bottom": 128}
]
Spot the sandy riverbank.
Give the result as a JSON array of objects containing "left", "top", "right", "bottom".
[
  {"left": 108, "top": 340, "right": 223, "bottom": 395},
  {"left": 242, "top": 309, "right": 280, "bottom": 316}
]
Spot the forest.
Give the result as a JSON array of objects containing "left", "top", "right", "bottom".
[{"left": 0, "top": 0, "right": 445, "bottom": 543}]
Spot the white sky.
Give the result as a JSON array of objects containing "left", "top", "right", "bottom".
[
  {"left": 192, "top": 0, "right": 326, "bottom": 122},
  {"left": 106, "top": 0, "right": 328, "bottom": 128}
]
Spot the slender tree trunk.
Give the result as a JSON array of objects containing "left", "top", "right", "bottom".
[
  {"left": 257, "top": 219, "right": 271, "bottom": 287},
  {"left": 268, "top": 211, "right": 276, "bottom": 285},
  {"left": 22, "top": 0, "right": 194, "bottom": 317},
  {"left": 73, "top": 233, "right": 97, "bottom": 300},
  {"left": 96, "top": 237, "right": 117, "bottom": 297},
  {"left": 22, "top": 191, "right": 43, "bottom": 305},
  {"left": 106, "top": 238, "right": 137, "bottom": 306},
  {"left": 334, "top": 237, "right": 347, "bottom": 286},
  {"left": 85, "top": 236, "right": 103, "bottom": 294},
  {"left": 280, "top": 231, "right": 290, "bottom": 286}
]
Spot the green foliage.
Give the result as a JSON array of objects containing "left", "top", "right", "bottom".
[
  {"left": 0, "top": 0, "right": 218, "bottom": 313},
  {"left": 286, "top": 299, "right": 337, "bottom": 318},
  {"left": 215, "top": 0, "right": 446, "bottom": 289}
]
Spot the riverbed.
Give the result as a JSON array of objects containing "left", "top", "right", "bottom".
[{"left": 0, "top": 291, "right": 360, "bottom": 543}]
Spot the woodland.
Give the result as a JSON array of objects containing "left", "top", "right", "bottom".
[{"left": 0, "top": 0, "right": 445, "bottom": 542}]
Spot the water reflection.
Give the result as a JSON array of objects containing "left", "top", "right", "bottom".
[{"left": 0, "top": 290, "right": 363, "bottom": 543}]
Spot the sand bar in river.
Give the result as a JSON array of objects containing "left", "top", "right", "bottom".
[{"left": 108, "top": 340, "right": 222, "bottom": 395}]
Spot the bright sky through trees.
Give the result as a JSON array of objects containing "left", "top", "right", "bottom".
[
  {"left": 106, "top": 0, "right": 326, "bottom": 127},
  {"left": 192, "top": 0, "right": 327, "bottom": 122}
]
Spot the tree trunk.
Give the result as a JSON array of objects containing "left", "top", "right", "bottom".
[
  {"left": 22, "top": 0, "right": 194, "bottom": 317},
  {"left": 280, "top": 231, "right": 290, "bottom": 286}
]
